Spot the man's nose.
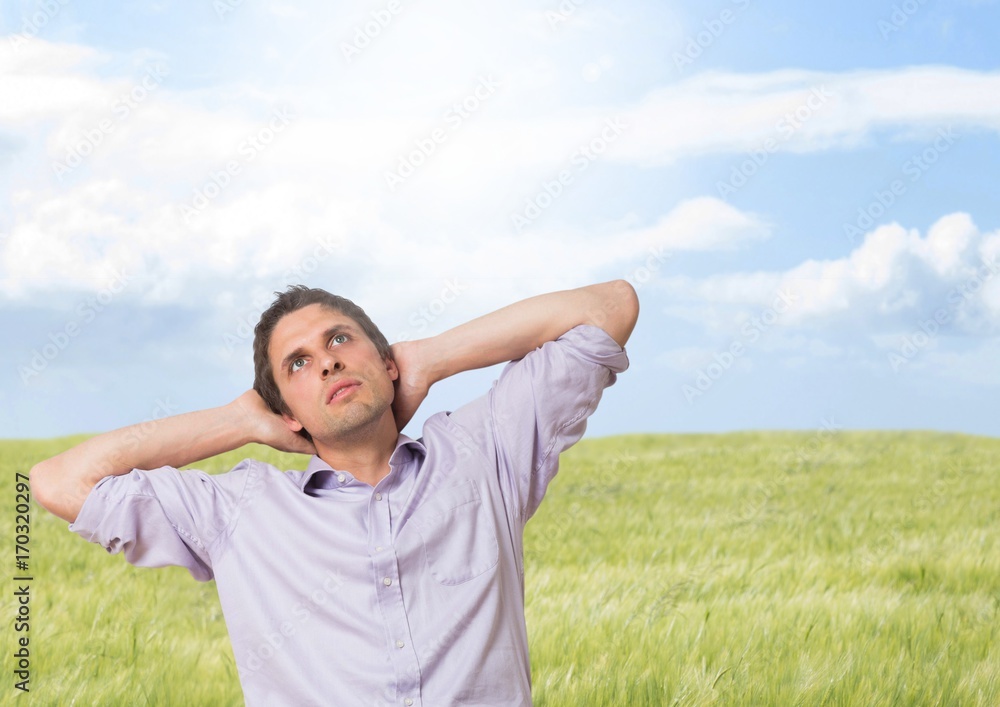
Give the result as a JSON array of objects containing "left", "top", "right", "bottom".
[{"left": 319, "top": 352, "right": 344, "bottom": 377}]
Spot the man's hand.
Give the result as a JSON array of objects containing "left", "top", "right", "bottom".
[
  {"left": 403, "top": 280, "right": 639, "bottom": 391},
  {"left": 383, "top": 281, "right": 638, "bottom": 433},
  {"left": 231, "top": 390, "right": 317, "bottom": 456},
  {"left": 389, "top": 340, "right": 431, "bottom": 432},
  {"left": 32, "top": 392, "right": 298, "bottom": 524}
]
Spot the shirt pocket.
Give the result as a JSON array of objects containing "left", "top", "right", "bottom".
[{"left": 409, "top": 479, "right": 499, "bottom": 586}]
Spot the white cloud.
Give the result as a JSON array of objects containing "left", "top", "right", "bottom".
[
  {"left": 0, "top": 186, "right": 768, "bottom": 305},
  {"left": 0, "top": 30, "right": 770, "bottom": 306},
  {"left": 1, "top": 37, "right": 997, "bottom": 326},
  {"left": 657, "top": 212, "right": 1000, "bottom": 336},
  {"left": 616, "top": 197, "right": 770, "bottom": 253},
  {"left": 0, "top": 41, "right": 108, "bottom": 126},
  {"left": 0, "top": 177, "right": 387, "bottom": 302},
  {"left": 9, "top": 39, "right": 1000, "bottom": 195},
  {"left": 615, "top": 66, "right": 1000, "bottom": 166}
]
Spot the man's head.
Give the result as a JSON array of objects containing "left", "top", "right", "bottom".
[{"left": 253, "top": 286, "right": 396, "bottom": 442}]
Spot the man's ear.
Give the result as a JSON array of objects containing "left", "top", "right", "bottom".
[
  {"left": 385, "top": 355, "right": 399, "bottom": 381},
  {"left": 281, "top": 411, "right": 304, "bottom": 433}
]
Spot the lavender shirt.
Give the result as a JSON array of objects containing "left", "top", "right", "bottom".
[{"left": 69, "top": 325, "right": 629, "bottom": 706}]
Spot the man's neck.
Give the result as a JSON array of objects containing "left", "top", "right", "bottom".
[{"left": 313, "top": 415, "right": 399, "bottom": 487}]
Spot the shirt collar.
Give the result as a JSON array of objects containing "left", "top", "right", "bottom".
[{"left": 299, "top": 433, "right": 426, "bottom": 493}]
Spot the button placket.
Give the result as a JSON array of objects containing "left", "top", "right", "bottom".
[{"left": 369, "top": 477, "right": 422, "bottom": 704}]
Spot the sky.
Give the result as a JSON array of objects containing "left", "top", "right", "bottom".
[{"left": 2, "top": 0, "right": 999, "bottom": 442}]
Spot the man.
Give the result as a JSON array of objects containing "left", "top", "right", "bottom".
[{"left": 30, "top": 279, "right": 638, "bottom": 706}]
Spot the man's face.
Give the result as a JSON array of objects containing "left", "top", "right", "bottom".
[{"left": 268, "top": 303, "right": 398, "bottom": 443}]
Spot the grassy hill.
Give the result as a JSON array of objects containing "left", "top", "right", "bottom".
[{"left": 3, "top": 431, "right": 998, "bottom": 705}]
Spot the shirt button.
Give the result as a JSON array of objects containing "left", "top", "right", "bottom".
[
  {"left": 396, "top": 640, "right": 405, "bottom": 649},
  {"left": 383, "top": 577, "right": 392, "bottom": 586},
  {"left": 337, "top": 474, "right": 346, "bottom": 483},
  {"left": 404, "top": 700, "right": 413, "bottom": 706},
  {"left": 375, "top": 546, "right": 384, "bottom": 552},
  {"left": 375, "top": 492, "right": 383, "bottom": 500}
]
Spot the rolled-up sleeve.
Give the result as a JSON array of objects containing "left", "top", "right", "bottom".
[
  {"left": 67, "top": 461, "right": 251, "bottom": 581},
  {"left": 451, "top": 324, "right": 629, "bottom": 522}
]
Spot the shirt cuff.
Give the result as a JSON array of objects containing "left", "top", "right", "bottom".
[
  {"left": 67, "top": 473, "right": 119, "bottom": 539},
  {"left": 556, "top": 324, "right": 630, "bottom": 375}
]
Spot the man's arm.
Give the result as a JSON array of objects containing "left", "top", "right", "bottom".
[
  {"left": 29, "top": 390, "right": 315, "bottom": 524},
  {"left": 391, "top": 279, "right": 638, "bottom": 427}
]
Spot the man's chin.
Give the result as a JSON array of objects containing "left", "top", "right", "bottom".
[{"left": 311, "top": 408, "right": 393, "bottom": 444}]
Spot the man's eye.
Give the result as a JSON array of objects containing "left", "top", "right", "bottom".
[
  {"left": 331, "top": 334, "right": 348, "bottom": 345},
  {"left": 290, "top": 358, "right": 305, "bottom": 372}
]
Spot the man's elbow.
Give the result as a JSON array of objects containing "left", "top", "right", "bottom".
[
  {"left": 29, "top": 461, "right": 85, "bottom": 524},
  {"left": 586, "top": 279, "right": 639, "bottom": 348},
  {"left": 29, "top": 462, "right": 52, "bottom": 512}
]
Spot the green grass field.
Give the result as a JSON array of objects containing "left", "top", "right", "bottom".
[{"left": 3, "top": 430, "right": 998, "bottom": 706}]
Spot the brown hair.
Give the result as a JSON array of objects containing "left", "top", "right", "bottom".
[{"left": 253, "top": 285, "right": 392, "bottom": 440}]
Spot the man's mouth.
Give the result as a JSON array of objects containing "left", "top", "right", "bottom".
[{"left": 327, "top": 381, "right": 361, "bottom": 404}]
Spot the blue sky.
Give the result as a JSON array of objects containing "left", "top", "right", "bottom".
[{"left": 2, "top": 0, "right": 999, "bottom": 441}]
